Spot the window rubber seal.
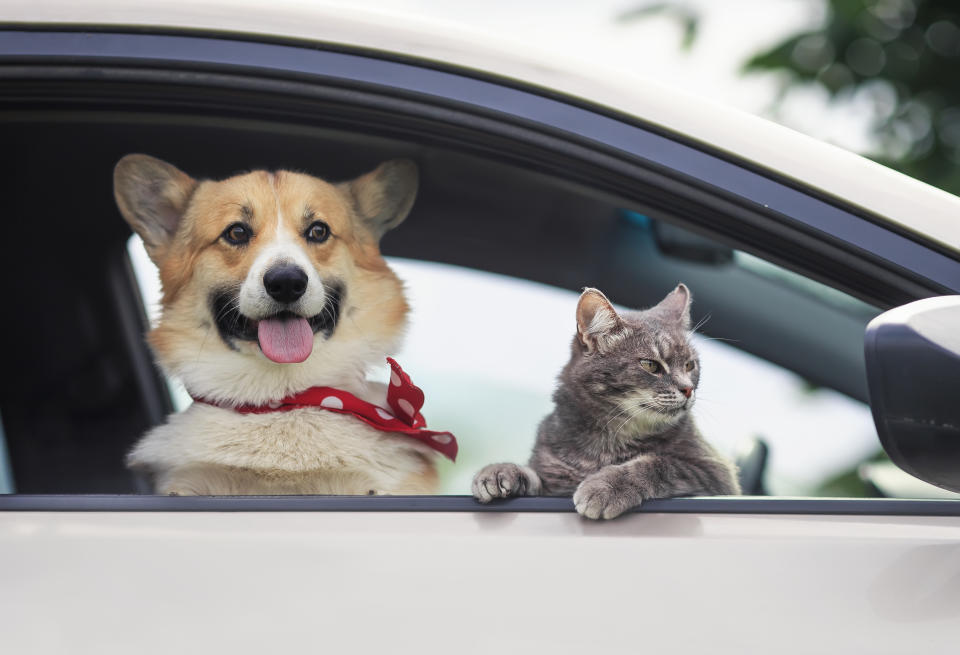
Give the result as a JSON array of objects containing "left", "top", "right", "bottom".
[{"left": 1, "top": 494, "right": 959, "bottom": 516}]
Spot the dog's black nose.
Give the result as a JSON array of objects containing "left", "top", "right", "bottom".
[{"left": 263, "top": 264, "right": 308, "bottom": 303}]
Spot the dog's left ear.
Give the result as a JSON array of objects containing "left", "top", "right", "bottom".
[
  {"left": 344, "top": 159, "right": 419, "bottom": 240},
  {"left": 114, "top": 154, "right": 197, "bottom": 264}
]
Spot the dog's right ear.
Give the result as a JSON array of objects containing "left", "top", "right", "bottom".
[
  {"left": 114, "top": 154, "right": 197, "bottom": 264},
  {"left": 344, "top": 159, "right": 419, "bottom": 241}
]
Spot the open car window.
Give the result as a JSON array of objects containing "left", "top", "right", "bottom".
[
  {"left": 2, "top": 25, "right": 958, "bottom": 504},
  {"left": 0, "top": 130, "right": 947, "bottom": 500},
  {"left": 128, "top": 229, "right": 887, "bottom": 497}
]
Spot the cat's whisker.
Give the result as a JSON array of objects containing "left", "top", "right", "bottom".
[
  {"left": 612, "top": 400, "right": 663, "bottom": 439},
  {"left": 604, "top": 400, "right": 658, "bottom": 431},
  {"left": 696, "top": 335, "right": 740, "bottom": 344},
  {"left": 691, "top": 313, "right": 712, "bottom": 334},
  {"left": 599, "top": 400, "right": 657, "bottom": 431}
]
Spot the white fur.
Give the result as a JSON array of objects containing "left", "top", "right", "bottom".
[
  {"left": 237, "top": 175, "right": 327, "bottom": 320},
  {"left": 588, "top": 306, "right": 617, "bottom": 335},
  {"left": 129, "top": 403, "right": 436, "bottom": 495},
  {"left": 161, "top": 320, "right": 400, "bottom": 407},
  {"left": 589, "top": 308, "right": 628, "bottom": 351},
  {"left": 614, "top": 390, "right": 687, "bottom": 438}
]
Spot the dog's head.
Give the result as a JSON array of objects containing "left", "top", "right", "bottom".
[{"left": 114, "top": 154, "right": 415, "bottom": 404}]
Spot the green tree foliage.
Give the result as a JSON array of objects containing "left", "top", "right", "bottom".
[{"left": 745, "top": 0, "right": 960, "bottom": 195}]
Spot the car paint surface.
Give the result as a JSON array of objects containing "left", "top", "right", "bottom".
[
  {"left": 3, "top": 0, "right": 960, "bottom": 252},
  {"left": 1, "top": 510, "right": 958, "bottom": 653}
]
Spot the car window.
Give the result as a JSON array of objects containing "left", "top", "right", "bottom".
[
  {"left": 3, "top": 25, "right": 958, "bottom": 504},
  {"left": 128, "top": 233, "right": 883, "bottom": 496}
]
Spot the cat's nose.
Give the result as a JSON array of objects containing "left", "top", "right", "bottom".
[{"left": 680, "top": 387, "right": 693, "bottom": 398}]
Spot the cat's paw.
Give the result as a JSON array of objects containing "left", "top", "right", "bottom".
[
  {"left": 472, "top": 463, "right": 540, "bottom": 503},
  {"left": 573, "top": 474, "right": 641, "bottom": 520}
]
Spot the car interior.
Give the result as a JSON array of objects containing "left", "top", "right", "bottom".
[{"left": 0, "top": 109, "right": 881, "bottom": 495}]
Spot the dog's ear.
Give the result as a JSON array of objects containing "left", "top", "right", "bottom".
[
  {"left": 344, "top": 159, "right": 419, "bottom": 240},
  {"left": 114, "top": 154, "right": 197, "bottom": 263}
]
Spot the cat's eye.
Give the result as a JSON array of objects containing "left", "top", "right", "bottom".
[
  {"left": 685, "top": 360, "right": 696, "bottom": 372},
  {"left": 640, "top": 359, "right": 661, "bottom": 374},
  {"left": 222, "top": 222, "right": 252, "bottom": 246}
]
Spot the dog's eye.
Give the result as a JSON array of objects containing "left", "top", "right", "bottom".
[
  {"left": 222, "top": 222, "right": 252, "bottom": 246},
  {"left": 640, "top": 359, "right": 661, "bottom": 374},
  {"left": 305, "top": 221, "right": 330, "bottom": 244}
]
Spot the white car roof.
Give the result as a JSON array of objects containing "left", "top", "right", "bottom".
[{"left": 5, "top": 0, "right": 960, "bottom": 254}]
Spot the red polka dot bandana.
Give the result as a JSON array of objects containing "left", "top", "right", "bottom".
[{"left": 191, "top": 358, "right": 458, "bottom": 461}]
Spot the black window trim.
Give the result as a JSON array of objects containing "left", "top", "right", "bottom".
[
  {"left": 1, "top": 495, "right": 959, "bottom": 516},
  {"left": 1, "top": 28, "right": 959, "bottom": 308}
]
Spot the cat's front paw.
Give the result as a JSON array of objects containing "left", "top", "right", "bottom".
[
  {"left": 472, "top": 463, "right": 540, "bottom": 503},
  {"left": 573, "top": 473, "right": 641, "bottom": 520}
]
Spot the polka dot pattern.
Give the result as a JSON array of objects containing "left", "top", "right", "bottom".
[
  {"left": 193, "top": 358, "right": 457, "bottom": 461},
  {"left": 320, "top": 396, "right": 343, "bottom": 410},
  {"left": 397, "top": 399, "right": 415, "bottom": 417}
]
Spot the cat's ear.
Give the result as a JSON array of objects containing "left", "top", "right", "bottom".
[
  {"left": 576, "top": 288, "right": 625, "bottom": 353},
  {"left": 654, "top": 283, "right": 692, "bottom": 330}
]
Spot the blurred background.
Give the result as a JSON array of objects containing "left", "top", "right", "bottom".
[{"left": 334, "top": 0, "right": 960, "bottom": 195}]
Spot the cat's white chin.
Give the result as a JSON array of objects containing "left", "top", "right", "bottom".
[{"left": 614, "top": 402, "right": 684, "bottom": 438}]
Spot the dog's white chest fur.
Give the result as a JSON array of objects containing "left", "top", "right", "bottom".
[{"left": 128, "top": 404, "right": 435, "bottom": 495}]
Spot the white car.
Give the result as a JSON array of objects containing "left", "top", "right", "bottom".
[{"left": 1, "top": 2, "right": 959, "bottom": 653}]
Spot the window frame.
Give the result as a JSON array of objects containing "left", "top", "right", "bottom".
[
  {"left": 2, "top": 27, "right": 959, "bottom": 513},
  {"left": 1, "top": 28, "right": 957, "bottom": 304},
  {"left": 0, "top": 494, "right": 959, "bottom": 516}
]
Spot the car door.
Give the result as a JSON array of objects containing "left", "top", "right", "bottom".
[{"left": 1, "top": 19, "right": 960, "bottom": 654}]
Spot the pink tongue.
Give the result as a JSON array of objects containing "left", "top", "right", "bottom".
[{"left": 257, "top": 317, "right": 314, "bottom": 363}]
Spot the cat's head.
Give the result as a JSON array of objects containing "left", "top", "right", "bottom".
[{"left": 567, "top": 284, "right": 700, "bottom": 432}]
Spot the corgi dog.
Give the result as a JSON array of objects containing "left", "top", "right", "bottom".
[{"left": 114, "top": 155, "right": 441, "bottom": 495}]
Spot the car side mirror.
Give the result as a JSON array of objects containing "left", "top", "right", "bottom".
[{"left": 865, "top": 296, "right": 960, "bottom": 493}]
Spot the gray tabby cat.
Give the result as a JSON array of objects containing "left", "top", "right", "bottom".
[{"left": 472, "top": 284, "right": 740, "bottom": 519}]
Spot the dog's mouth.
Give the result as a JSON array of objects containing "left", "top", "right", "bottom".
[{"left": 210, "top": 284, "right": 344, "bottom": 363}]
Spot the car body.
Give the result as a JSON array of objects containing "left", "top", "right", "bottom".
[{"left": 1, "top": 1, "right": 960, "bottom": 653}]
